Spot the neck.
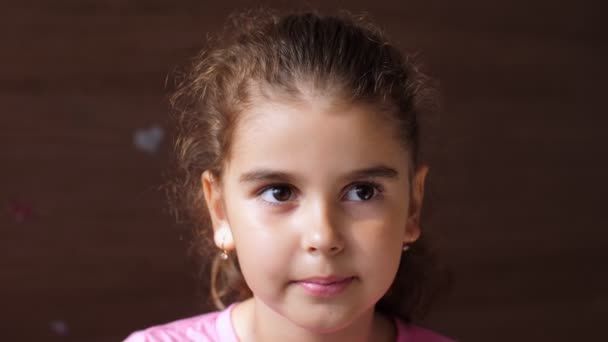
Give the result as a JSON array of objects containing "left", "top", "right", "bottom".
[{"left": 233, "top": 298, "right": 394, "bottom": 342}]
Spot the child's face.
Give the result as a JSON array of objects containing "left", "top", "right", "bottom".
[{"left": 203, "top": 95, "right": 427, "bottom": 333}]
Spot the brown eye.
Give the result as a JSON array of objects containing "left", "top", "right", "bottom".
[
  {"left": 271, "top": 186, "right": 292, "bottom": 201},
  {"left": 355, "top": 184, "right": 374, "bottom": 200},
  {"left": 344, "top": 183, "right": 381, "bottom": 201},
  {"left": 259, "top": 185, "right": 294, "bottom": 203}
]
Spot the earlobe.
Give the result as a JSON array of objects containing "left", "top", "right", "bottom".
[
  {"left": 213, "top": 224, "right": 235, "bottom": 251},
  {"left": 404, "top": 218, "right": 421, "bottom": 244}
]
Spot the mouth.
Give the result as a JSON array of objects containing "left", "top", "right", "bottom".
[{"left": 292, "top": 276, "right": 356, "bottom": 297}]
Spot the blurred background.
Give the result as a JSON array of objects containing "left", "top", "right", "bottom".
[{"left": 1, "top": 0, "right": 606, "bottom": 341}]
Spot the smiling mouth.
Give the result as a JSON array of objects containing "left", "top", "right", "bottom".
[{"left": 293, "top": 276, "right": 356, "bottom": 297}]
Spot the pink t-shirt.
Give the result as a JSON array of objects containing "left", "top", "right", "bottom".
[{"left": 124, "top": 304, "right": 454, "bottom": 342}]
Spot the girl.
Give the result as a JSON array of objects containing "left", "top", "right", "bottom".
[{"left": 126, "top": 9, "right": 454, "bottom": 342}]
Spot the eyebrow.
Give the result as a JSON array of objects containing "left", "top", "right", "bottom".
[{"left": 238, "top": 165, "right": 399, "bottom": 184}]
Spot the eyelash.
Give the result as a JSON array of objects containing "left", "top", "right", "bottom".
[{"left": 254, "top": 181, "right": 385, "bottom": 207}]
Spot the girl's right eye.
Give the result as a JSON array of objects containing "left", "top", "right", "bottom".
[{"left": 258, "top": 185, "right": 295, "bottom": 204}]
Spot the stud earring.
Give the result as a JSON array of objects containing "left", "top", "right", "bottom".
[
  {"left": 402, "top": 243, "right": 410, "bottom": 252},
  {"left": 214, "top": 224, "right": 234, "bottom": 261},
  {"left": 219, "top": 234, "right": 229, "bottom": 260}
]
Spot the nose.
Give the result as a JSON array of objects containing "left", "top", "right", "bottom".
[{"left": 301, "top": 199, "right": 345, "bottom": 256}]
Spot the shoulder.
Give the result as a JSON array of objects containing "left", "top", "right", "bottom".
[
  {"left": 394, "top": 318, "right": 456, "bottom": 342},
  {"left": 123, "top": 311, "right": 221, "bottom": 342},
  {"left": 123, "top": 306, "right": 237, "bottom": 342}
]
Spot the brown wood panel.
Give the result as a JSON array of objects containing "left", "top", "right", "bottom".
[{"left": 1, "top": 0, "right": 606, "bottom": 341}]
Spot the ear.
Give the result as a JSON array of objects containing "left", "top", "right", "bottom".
[
  {"left": 404, "top": 164, "right": 429, "bottom": 244},
  {"left": 201, "top": 170, "right": 235, "bottom": 251}
]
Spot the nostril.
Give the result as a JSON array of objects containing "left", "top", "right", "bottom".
[{"left": 329, "top": 245, "right": 343, "bottom": 254}]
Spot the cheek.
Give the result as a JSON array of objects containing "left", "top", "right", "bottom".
[
  {"left": 347, "top": 196, "right": 408, "bottom": 249},
  {"left": 349, "top": 217, "right": 404, "bottom": 282},
  {"left": 351, "top": 220, "right": 404, "bottom": 258},
  {"left": 229, "top": 200, "right": 290, "bottom": 250},
  {"left": 227, "top": 199, "right": 296, "bottom": 286}
]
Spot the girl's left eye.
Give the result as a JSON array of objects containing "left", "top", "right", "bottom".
[{"left": 343, "top": 183, "right": 383, "bottom": 201}]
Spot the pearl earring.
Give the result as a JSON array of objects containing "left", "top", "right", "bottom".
[
  {"left": 219, "top": 233, "right": 229, "bottom": 260},
  {"left": 214, "top": 224, "right": 234, "bottom": 261}
]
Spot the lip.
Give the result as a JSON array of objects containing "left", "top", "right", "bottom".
[{"left": 293, "top": 276, "right": 355, "bottom": 297}]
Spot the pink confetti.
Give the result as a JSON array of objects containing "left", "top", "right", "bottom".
[
  {"left": 50, "top": 319, "right": 69, "bottom": 336},
  {"left": 8, "top": 200, "right": 33, "bottom": 223}
]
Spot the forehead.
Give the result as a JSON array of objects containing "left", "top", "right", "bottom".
[{"left": 225, "top": 98, "right": 410, "bottom": 177}]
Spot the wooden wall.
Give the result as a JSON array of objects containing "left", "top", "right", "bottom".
[{"left": 1, "top": 0, "right": 606, "bottom": 341}]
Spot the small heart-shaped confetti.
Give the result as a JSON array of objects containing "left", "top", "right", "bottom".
[{"left": 133, "top": 124, "right": 164, "bottom": 154}]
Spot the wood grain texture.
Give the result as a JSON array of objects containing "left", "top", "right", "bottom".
[{"left": 1, "top": 0, "right": 606, "bottom": 341}]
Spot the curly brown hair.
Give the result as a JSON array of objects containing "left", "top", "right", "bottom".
[{"left": 165, "top": 8, "right": 448, "bottom": 323}]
